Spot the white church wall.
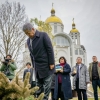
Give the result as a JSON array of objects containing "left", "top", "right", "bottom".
[
  {"left": 56, "top": 47, "right": 70, "bottom": 64},
  {"left": 23, "top": 51, "right": 32, "bottom": 66},
  {"left": 50, "top": 23, "right": 63, "bottom": 34}
]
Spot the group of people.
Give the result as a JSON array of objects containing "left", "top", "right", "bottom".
[
  {"left": 0, "top": 22, "right": 100, "bottom": 100},
  {"left": 23, "top": 56, "right": 100, "bottom": 100},
  {"left": 22, "top": 23, "right": 100, "bottom": 100}
]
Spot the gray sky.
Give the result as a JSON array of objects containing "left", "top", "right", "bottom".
[{"left": 0, "top": 0, "right": 100, "bottom": 65}]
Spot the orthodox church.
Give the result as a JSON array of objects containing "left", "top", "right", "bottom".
[{"left": 23, "top": 6, "right": 87, "bottom": 68}]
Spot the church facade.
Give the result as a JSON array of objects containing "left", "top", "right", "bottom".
[
  {"left": 22, "top": 6, "right": 87, "bottom": 93},
  {"left": 23, "top": 7, "right": 87, "bottom": 68}
]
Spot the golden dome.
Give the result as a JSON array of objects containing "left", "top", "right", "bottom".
[
  {"left": 70, "top": 18, "right": 79, "bottom": 33},
  {"left": 45, "top": 3, "right": 63, "bottom": 24},
  {"left": 45, "top": 16, "right": 63, "bottom": 24},
  {"left": 70, "top": 29, "right": 79, "bottom": 33}
]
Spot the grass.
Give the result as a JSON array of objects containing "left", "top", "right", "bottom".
[{"left": 88, "top": 84, "right": 100, "bottom": 95}]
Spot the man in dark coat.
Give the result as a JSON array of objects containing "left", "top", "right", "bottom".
[
  {"left": 23, "top": 62, "right": 36, "bottom": 88},
  {"left": 89, "top": 56, "right": 100, "bottom": 100},
  {"left": 23, "top": 23, "right": 55, "bottom": 100}
]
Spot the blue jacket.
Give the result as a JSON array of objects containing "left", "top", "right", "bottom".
[
  {"left": 54, "top": 63, "right": 72, "bottom": 99},
  {"left": 27, "top": 30, "right": 55, "bottom": 78}
]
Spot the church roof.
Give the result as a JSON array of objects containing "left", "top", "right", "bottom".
[
  {"left": 45, "top": 16, "right": 63, "bottom": 24},
  {"left": 70, "top": 28, "right": 79, "bottom": 33},
  {"left": 70, "top": 18, "right": 79, "bottom": 33},
  {"left": 45, "top": 4, "right": 63, "bottom": 24}
]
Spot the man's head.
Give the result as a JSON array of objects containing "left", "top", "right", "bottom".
[
  {"left": 92, "top": 56, "right": 97, "bottom": 62},
  {"left": 23, "top": 23, "right": 35, "bottom": 38},
  {"left": 6, "top": 55, "right": 12, "bottom": 59},
  {"left": 76, "top": 57, "right": 82, "bottom": 64},
  {"left": 26, "top": 62, "right": 31, "bottom": 69}
]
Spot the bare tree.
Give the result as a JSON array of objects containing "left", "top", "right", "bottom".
[{"left": 0, "top": 1, "right": 28, "bottom": 60}]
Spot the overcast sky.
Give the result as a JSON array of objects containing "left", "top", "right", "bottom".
[{"left": 0, "top": 0, "right": 100, "bottom": 65}]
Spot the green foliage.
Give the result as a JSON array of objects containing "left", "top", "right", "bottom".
[{"left": 0, "top": 72, "right": 44, "bottom": 100}]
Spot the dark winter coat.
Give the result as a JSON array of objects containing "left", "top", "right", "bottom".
[
  {"left": 54, "top": 63, "right": 72, "bottom": 99},
  {"left": 27, "top": 30, "right": 55, "bottom": 79},
  {"left": 51, "top": 74, "right": 55, "bottom": 89}
]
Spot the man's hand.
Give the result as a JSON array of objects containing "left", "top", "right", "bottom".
[
  {"left": 50, "top": 65, "right": 54, "bottom": 69},
  {"left": 72, "top": 71, "right": 77, "bottom": 75},
  {"left": 72, "top": 68, "right": 77, "bottom": 75}
]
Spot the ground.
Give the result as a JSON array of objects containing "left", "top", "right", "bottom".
[{"left": 72, "top": 98, "right": 94, "bottom": 100}]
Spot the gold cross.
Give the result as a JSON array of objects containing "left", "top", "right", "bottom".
[
  {"left": 73, "top": 18, "right": 74, "bottom": 23},
  {"left": 52, "top": 3, "right": 54, "bottom": 8}
]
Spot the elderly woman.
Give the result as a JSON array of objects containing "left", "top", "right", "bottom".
[{"left": 54, "top": 56, "right": 72, "bottom": 100}]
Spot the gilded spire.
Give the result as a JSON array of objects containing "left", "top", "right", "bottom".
[
  {"left": 51, "top": 3, "right": 55, "bottom": 16},
  {"left": 70, "top": 18, "right": 79, "bottom": 33},
  {"left": 72, "top": 18, "right": 75, "bottom": 27},
  {"left": 73, "top": 18, "right": 74, "bottom": 23},
  {"left": 52, "top": 3, "right": 54, "bottom": 8}
]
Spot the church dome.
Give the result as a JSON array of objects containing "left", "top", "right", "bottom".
[
  {"left": 45, "top": 5, "right": 63, "bottom": 24},
  {"left": 70, "top": 29, "right": 79, "bottom": 33},
  {"left": 70, "top": 18, "right": 79, "bottom": 33},
  {"left": 45, "top": 16, "right": 63, "bottom": 24}
]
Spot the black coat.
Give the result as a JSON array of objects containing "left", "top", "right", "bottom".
[
  {"left": 51, "top": 74, "right": 55, "bottom": 89},
  {"left": 27, "top": 30, "right": 55, "bottom": 78},
  {"left": 54, "top": 63, "right": 72, "bottom": 99}
]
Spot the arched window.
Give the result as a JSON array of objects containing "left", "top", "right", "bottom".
[
  {"left": 79, "top": 49, "right": 83, "bottom": 55},
  {"left": 54, "top": 23, "right": 57, "bottom": 33},
  {"left": 75, "top": 49, "right": 78, "bottom": 55},
  {"left": 54, "top": 36, "right": 70, "bottom": 47}
]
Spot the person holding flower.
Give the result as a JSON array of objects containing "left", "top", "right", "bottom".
[{"left": 54, "top": 56, "right": 72, "bottom": 100}]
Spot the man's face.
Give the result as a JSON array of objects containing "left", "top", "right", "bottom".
[
  {"left": 76, "top": 58, "right": 82, "bottom": 64},
  {"left": 92, "top": 57, "right": 97, "bottom": 62},
  {"left": 27, "top": 64, "right": 31, "bottom": 69},
  {"left": 6, "top": 56, "right": 11, "bottom": 59},
  {"left": 24, "top": 28, "right": 35, "bottom": 38}
]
